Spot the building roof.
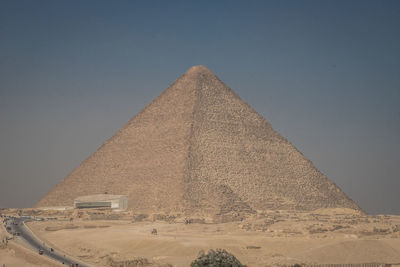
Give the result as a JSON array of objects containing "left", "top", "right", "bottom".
[{"left": 74, "top": 194, "right": 126, "bottom": 202}]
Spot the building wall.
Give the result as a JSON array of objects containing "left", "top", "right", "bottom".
[
  {"left": 74, "top": 195, "right": 128, "bottom": 209},
  {"left": 110, "top": 199, "right": 119, "bottom": 209},
  {"left": 74, "top": 201, "right": 112, "bottom": 209},
  {"left": 118, "top": 196, "right": 128, "bottom": 210}
]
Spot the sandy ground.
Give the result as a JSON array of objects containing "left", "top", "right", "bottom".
[
  {"left": 0, "top": 242, "right": 63, "bottom": 267},
  {"left": 20, "top": 208, "right": 400, "bottom": 267}
]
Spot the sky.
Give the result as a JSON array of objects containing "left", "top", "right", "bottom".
[{"left": 0, "top": 0, "right": 399, "bottom": 214}]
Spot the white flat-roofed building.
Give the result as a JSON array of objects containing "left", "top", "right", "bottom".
[{"left": 74, "top": 194, "right": 127, "bottom": 210}]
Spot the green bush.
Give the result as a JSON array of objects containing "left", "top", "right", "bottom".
[{"left": 190, "top": 249, "right": 245, "bottom": 267}]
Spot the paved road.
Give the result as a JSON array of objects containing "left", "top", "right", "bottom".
[{"left": 4, "top": 217, "right": 91, "bottom": 267}]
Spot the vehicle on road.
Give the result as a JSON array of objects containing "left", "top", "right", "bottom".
[{"left": 8, "top": 217, "right": 88, "bottom": 266}]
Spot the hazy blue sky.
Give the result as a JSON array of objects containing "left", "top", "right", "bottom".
[{"left": 1, "top": 0, "right": 399, "bottom": 214}]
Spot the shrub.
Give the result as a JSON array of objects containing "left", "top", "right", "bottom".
[{"left": 190, "top": 249, "right": 245, "bottom": 267}]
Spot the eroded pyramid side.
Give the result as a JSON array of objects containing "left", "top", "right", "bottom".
[{"left": 181, "top": 66, "right": 360, "bottom": 213}]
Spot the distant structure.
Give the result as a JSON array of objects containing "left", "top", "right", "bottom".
[
  {"left": 36, "top": 66, "right": 361, "bottom": 217},
  {"left": 74, "top": 194, "right": 127, "bottom": 210}
]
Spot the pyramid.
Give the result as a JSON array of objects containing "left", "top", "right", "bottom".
[{"left": 35, "top": 66, "right": 361, "bottom": 216}]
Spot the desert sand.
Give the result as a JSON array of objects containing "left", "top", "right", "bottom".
[
  {"left": 11, "top": 208, "right": 399, "bottom": 267},
  {"left": 0, "top": 243, "right": 62, "bottom": 267}
]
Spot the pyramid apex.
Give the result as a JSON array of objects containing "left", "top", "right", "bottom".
[{"left": 185, "top": 65, "right": 214, "bottom": 75}]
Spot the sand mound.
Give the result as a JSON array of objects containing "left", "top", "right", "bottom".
[{"left": 293, "top": 239, "right": 400, "bottom": 263}]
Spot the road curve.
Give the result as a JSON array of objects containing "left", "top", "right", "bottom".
[{"left": 5, "top": 217, "right": 93, "bottom": 267}]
